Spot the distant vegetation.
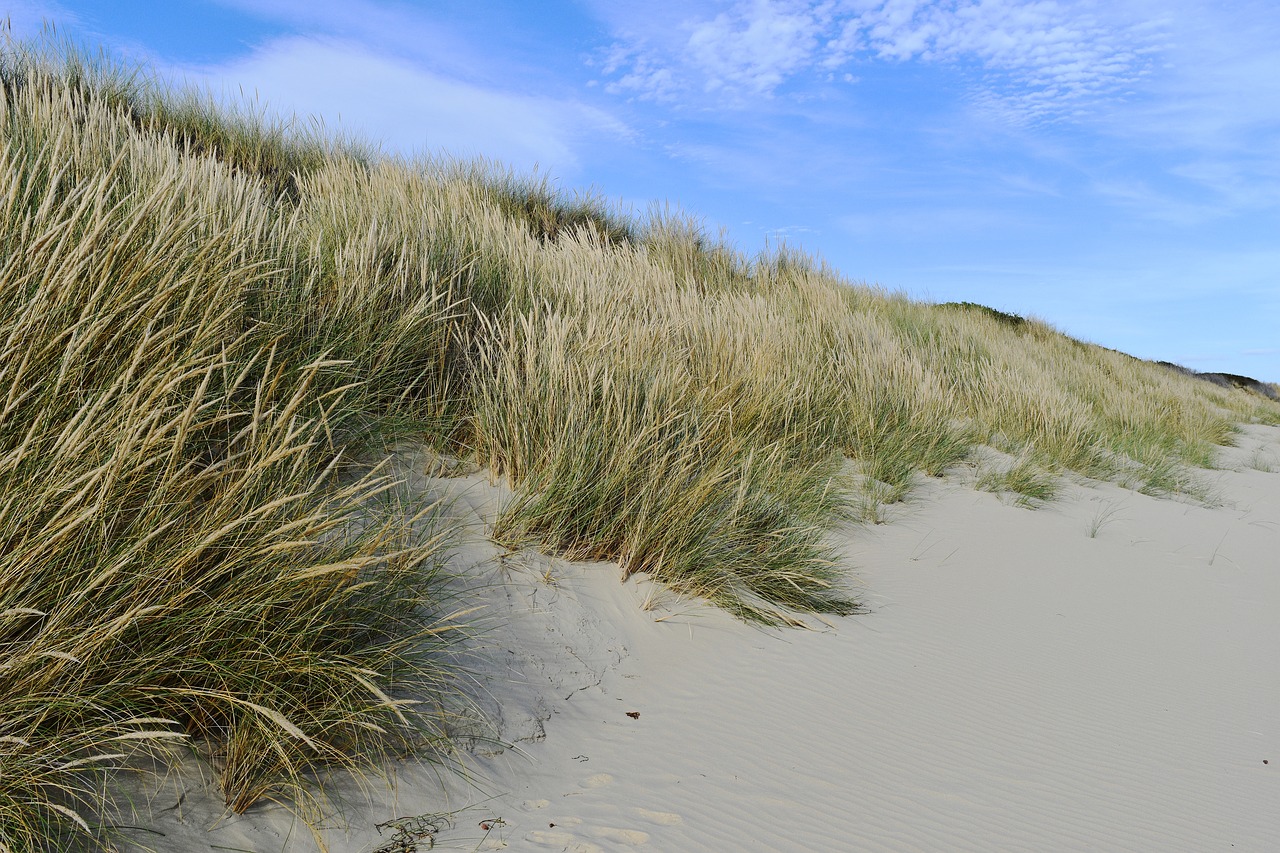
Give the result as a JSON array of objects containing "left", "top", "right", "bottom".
[
  {"left": 939, "top": 300, "right": 1030, "bottom": 329},
  {"left": 2, "top": 34, "right": 1278, "bottom": 852},
  {"left": 1156, "top": 361, "right": 1280, "bottom": 402}
]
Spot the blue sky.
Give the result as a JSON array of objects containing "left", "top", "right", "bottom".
[{"left": 9, "top": 0, "right": 1280, "bottom": 379}]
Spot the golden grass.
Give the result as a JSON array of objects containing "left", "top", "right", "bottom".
[
  {"left": 470, "top": 239, "right": 856, "bottom": 622},
  {"left": 0, "top": 44, "right": 467, "bottom": 851}
]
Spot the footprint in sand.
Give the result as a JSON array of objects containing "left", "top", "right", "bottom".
[
  {"left": 634, "top": 807, "right": 683, "bottom": 826},
  {"left": 549, "top": 816, "right": 583, "bottom": 828},
  {"left": 522, "top": 829, "right": 604, "bottom": 853},
  {"left": 590, "top": 826, "right": 650, "bottom": 845},
  {"left": 578, "top": 773, "right": 614, "bottom": 789}
]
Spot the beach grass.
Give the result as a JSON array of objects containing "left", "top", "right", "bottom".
[
  {"left": 2, "top": 32, "right": 1279, "bottom": 851},
  {"left": 0, "top": 40, "right": 468, "bottom": 851}
]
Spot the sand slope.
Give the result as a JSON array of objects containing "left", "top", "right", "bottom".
[{"left": 123, "top": 425, "right": 1280, "bottom": 852}]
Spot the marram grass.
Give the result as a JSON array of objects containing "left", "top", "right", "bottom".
[
  {"left": 0, "top": 43, "right": 468, "bottom": 852},
  {"left": 2, "top": 32, "right": 1280, "bottom": 852}
]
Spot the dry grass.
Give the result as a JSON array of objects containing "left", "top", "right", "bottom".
[
  {"left": 470, "top": 240, "right": 856, "bottom": 623},
  {"left": 978, "top": 455, "right": 1060, "bottom": 507},
  {"left": 0, "top": 41, "right": 467, "bottom": 851}
]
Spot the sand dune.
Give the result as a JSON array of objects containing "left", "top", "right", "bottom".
[{"left": 126, "top": 424, "right": 1280, "bottom": 852}]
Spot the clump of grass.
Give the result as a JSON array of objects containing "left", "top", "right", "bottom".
[
  {"left": 1086, "top": 500, "right": 1126, "bottom": 538},
  {"left": 640, "top": 206, "right": 750, "bottom": 293},
  {"left": 940, "top": 300, "right": 1029, "bottom": 329},
  {"left": 471, "top": 248, "right": 857, "bottom": 624},
  {"left": 462, "top": 159, "right": 635, "bottom": 246},
  {"left": 1248, "top": 446, "right": 1277, "bottom": 473},
  {"left": 849, "top": 476, "right": 904, "bottom": 524},
  {"left": 1121, "top": 449, "right": 1215, "bottom": 501},
  {"left": 279, "top": 156, "right": 525, "bottom": 444},
  {"left": 978, "top": 456, "right": 1059, "bottom": 507},
  {"left": 0, "top": 43, "right": 466, "bottom": 851},
  {"left": 2, "top": 26, "right": 371, "bottom": 200}
]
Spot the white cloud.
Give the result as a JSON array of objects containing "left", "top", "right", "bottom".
[
  {"left": 593, "top": 0, "right": 1162, "bottom": 121},
  {"left": 65, "top": 0, "right": 633, "bottom": 175},
  {"left": 765, "top": 223, "right": 819, "bottom": 236},
  {"left": 662, "top": 127, "right": 871, "bottom": 191},
  {"left": 210, "top": 0, "right": 497, "bottom": 82},
  {"left": 1167, "top": 158, "right": 1280, "bottom": 215},
  {"left": 1095, "top": 0, "right": 1280, "bottom": 205},
  {"left": 595, "top": 0, "right": 834, "bottom": 102},
  {"left": 3, "top": 0, "right": 78, "bottom": 34},
  {"left": 1087, "top": 177, "right": 1224, "bottom": 226},
  {"left": 7, "top": 0, "right": 633, "bottom": 174},
  {"left": 603, "top": 43, "right": 683, "bottom": 101},
  {"left": 177, "top": 36, "right": 629, "bottom": 172},
  {"left": 684, "top": 0, "right": 825, "bottom": 94}
]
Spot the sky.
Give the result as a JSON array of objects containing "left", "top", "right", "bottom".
[{"left": 7, "top": 0, "right": 1279, "bottom": 379}]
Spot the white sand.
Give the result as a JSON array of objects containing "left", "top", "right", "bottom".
[{"left": 123, "top": 425, "right": 1280, "bottom": 852}]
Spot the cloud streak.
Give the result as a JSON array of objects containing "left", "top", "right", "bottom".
[
  {"left": 848, "top": 0, "right": 1163, "bottom": 123},
  {"left": 684, "top": 0, "right": 825, "bottom": 94},
  {"left": 594, "top": 0, "right": 1163, "bottom": 123},
  {"left": 172, "top": 35, "right": 627, "bottom": 172},
  {"left": 5, "top": 0, "right": 77, "bottom": 32}
]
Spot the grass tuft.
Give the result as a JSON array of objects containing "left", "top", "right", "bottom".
[{"left": 978, "top": 456, "right": 1060, "bottom": 507}]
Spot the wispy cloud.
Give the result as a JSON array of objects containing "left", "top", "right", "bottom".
[
  {"left": 600, "top": 1, "right": 823, "bottom": 102},
  {"left": 1091, "top": 1, "right": 1280, "bottom": 209},
  {"left": 600, "top": 42, "right": 683, "bottom": 102},
  {"left": 5, "top": 1, "right": 81, "bottom": 35},
  {"left": 10, "top": 0, "right": 632, "bottom": 173},
  {"left": 763, "top": 223, "right": 819, "bottom": 237},
  {"left": 664, "top": 136, "right": 830, "bottom": 189},
  {"left": 847, "top": 0, "right": 1164, "bottom": 124},
  {"left": 172, "top": 35, "right": 628, "bottom": 172},
  {"left": 683, "top": 0, "right": 825, "bottom": 94},
  {"left": 210, "top": 0, "right": 501, "bottom": 84},
  {"left": 1113, "top": 0, "right": 1280, "bottom": 148},
  {"left": 594, "top": 0, "right": 833, "bottom": 103},
  {"left": 591, "top": 0, "right": 1163, "bottom": 122},
  {"left": 1087, "top": 176, "right": 1225, "bottom": 226}
]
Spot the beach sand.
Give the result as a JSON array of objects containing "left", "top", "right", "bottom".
[{"left": 123, "top": 424, "right": 1280, "bottom": 852}]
